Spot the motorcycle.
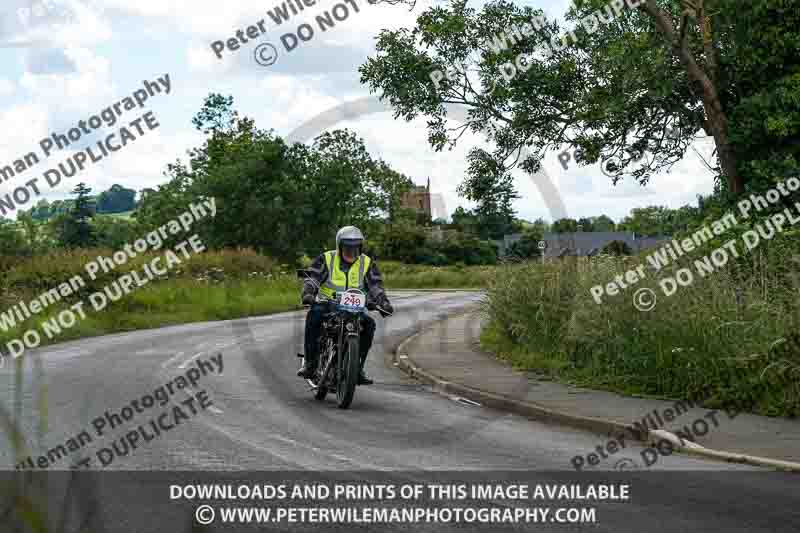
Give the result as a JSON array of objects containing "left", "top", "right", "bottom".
[{"left": 296, "top": 269, "right": 391, "bottom": 409}]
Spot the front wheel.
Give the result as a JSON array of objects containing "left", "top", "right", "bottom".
[
  {"left": 314, "top": 339, "right": 332, "bottom": 401},
  {"left": 336, "top": 336, "right": 360, "bottom": 408}
]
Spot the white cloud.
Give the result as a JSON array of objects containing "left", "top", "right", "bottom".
[
  {"left": 10, "top": 0, "right": 112, "bottom": 48},
  {"left": 0, "top": 78, "right": 15, "bottom": 96},
  {"left": 0, "top": 0, "right": 718, "bottom": 223},
  {"left": 19, "top": 47, "right": 114, "bottom": 112},
  {"left": 187, "top": 42, "right": 219, "bottom": 73},
  {"left": 0, "top": 104, "right": 50, "bottom": 185}
]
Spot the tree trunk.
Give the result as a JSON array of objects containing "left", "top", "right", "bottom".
[{"left": 641, "top": 0, "right": 744, "bottom": 195}]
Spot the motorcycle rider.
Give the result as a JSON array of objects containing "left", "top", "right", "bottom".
[{"left": 299, "top": 226, "right": 393, "bottom": 385}]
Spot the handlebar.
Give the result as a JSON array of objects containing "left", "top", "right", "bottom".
[
  {"left": 304, "top": 300, "right": 392, "bottom": 317},
  {"left": 298, "top": 270, "right": 391, "bottom": 316}
]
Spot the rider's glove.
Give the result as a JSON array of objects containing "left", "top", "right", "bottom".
[{"left": 302, "top": 293, "right": 315, "bottom": 306}]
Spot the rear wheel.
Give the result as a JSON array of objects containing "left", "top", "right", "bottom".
[{"left": 336, "top": 336, "right": 360, "bottom": 408}]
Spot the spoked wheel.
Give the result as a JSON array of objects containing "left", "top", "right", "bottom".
[
  {"left": 336, "top": 336, "right": 360, "bottom": 409},
  {"left": 314, "top": 379, "right": 328, "bottom": 401},
  {"left": 314, "top": 341, "right": 331, "bottom": 401}
]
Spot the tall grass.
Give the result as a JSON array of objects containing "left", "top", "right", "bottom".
[
  {"left": 483, "top": 233, "right": 800, "bottom": 417},
  {"left": 0, "top": 250, "right": 493, "bottom": 355},
  {"left": 0, "top": 248, "right": 299, "bottom": 353},
  {"left": 380, "top": 261, "right": 495, "bottom": 288}
]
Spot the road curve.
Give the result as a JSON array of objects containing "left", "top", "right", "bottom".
[{"left": 0, "top": 292, "right": 797, "bottom": 532}]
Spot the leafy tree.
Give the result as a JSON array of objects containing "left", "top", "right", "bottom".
[
  {"left": 362, "top": 0, "right": 800, "bottom": 197},
  {"left": 551, "top": 218, "right": 579, "bottom": 233},
  {"left": 601, "top": 240, "right": 633, "bottom": 256},
  {"left": 507, "top": 228, "right": 544, "bottom": 259},
  {"left": 93, "top": 216, "right": 142, "bottom": 249},
  {"left": 450, "top": 206, "right": 479, "bottom": 233},
  {"left": 439, "top": 235, "right": 497, "bottom": 265},
  {"left": 16, "top": 212, "right": 40, "bottom": 252},
  {"left": 591, "top": 215, "right": 616, "bottom": 232},
  {"left": 577, "top": 217, "right": 594, "bottom": 232},
  {"left": 138, "top": 188, "right": 156, "bottom": 206},
  {"left": 369, "top": 160, "right": 414, "bottom": 222},
  {"left": 0, "top": 218, "right": 28, "bottom": 256},
  {"left": 135, "top": 164, "right": 195, "bottom": 245},
  {"left": 139, "top": 94, "right": 415, "bottom": 261},
  {"left": 527, "top": 217, "right": 550, "bottom": 234},
  {"left": 30, "top": 199, "right": 52, "bottom": 221},
  {"left": 96, "top": 184, "right": 136, "bottom": 214},
  {"left": 459, "top": 150, "right": 520, "bottom": 239},
  {"left": 50, "top": 200, "right": 73, "bottom": 216},
  {"left": 617, "top": 206, "right": 673, "bottom": 236},
  {"left": 371, "top": 223, "right": 427, "bottom": 262},
  {"left": 53, "top": 183, "right": 97, "bottom": 248}
]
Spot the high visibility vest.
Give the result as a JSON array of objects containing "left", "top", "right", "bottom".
[{"left": 318, "top": 250, "right": 372, "bottom": 299}]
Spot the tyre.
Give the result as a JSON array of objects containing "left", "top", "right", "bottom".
[
  {"left": 314, "top": 383, "right": 328, "bottom": 401},
  {"left": 336, "top": 336, "right": 360, "bottom": 409},
  {"left": 314, "top": 340, "right": 331, "bottom": 401}
]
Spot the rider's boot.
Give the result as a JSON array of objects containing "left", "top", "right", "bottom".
[
  {"left": 357, "top": 352, "right": 373, "bottom": 385},
  {"left": 297, "top": 355, "right": 318, "bottom": 378}
]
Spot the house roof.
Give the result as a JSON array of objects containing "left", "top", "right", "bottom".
[{"left": 540, "top": 232, "right": 669, "bottom": 257}]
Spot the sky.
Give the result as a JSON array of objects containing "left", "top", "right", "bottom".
[{"left": 0, "top": 0, "right": 718, "bottom": 225}]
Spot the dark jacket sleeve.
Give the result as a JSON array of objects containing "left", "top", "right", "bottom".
[
  {"left": 302, "top": 254, "right": 328, "bottom": 298},
  {"left": 365, "top": 260, "right": 389, "bottom": 305}
]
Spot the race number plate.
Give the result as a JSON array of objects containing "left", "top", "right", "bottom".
[{"left": 340, "top": 292, "right": 365, "bottom": 308}]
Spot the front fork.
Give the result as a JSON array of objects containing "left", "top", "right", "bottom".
[
  {"left": 312, "top": 314, "right": 362, "bottom": 388},
  {"left": 335, "top": 315, "right": 362, "bottom": 376}
]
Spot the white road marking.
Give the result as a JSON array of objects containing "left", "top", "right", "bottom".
[
  {"left": 179, "top": 387, "right": 224, "bottom": 414},
  {"left": 178, "top": 352, "right": 205, "bottom": 369},
  {"left": 160, "top": 351, "right": 185, "bottom": 369}
]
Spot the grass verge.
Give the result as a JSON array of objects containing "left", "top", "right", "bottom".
[
  {"left": 381, "top": 261, "right": 495, "bottom": 289},
  {"left": 482, "top": 231, "right": 800, "bottom": 418},
  {"left": 0, "top": 250, "right": 491, "bottom": 355}
]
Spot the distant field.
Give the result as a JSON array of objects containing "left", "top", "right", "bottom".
[{"left": 107, "top": 210, "right": 136, "bottom": 219}]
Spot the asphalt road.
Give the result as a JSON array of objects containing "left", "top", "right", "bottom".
[{"left": 0, "top": 291, "right": 797, "bottom": 532}]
